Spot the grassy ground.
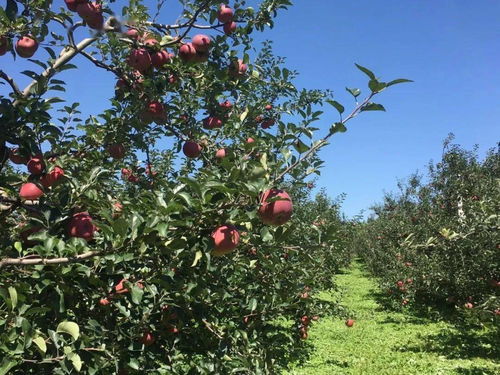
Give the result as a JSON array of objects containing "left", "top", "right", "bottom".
[{"left": 285, "top": 261, "right": 499, "bottom": 375}]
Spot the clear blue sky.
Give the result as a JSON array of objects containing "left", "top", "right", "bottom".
[{"left": 2, "top": 1, "right": 499, "bottom": 217}]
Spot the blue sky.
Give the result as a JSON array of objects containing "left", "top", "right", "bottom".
[{"left": 2, "top": 1, "right": 499, "bottom": 217}]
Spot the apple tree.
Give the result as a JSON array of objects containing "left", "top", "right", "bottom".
[{"left": 0, "top": 0, "right": 409, "bottom": 373}]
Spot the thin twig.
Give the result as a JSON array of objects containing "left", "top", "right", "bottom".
[{"left": 275, "top": 93, "right": 375, "bottom": 182}]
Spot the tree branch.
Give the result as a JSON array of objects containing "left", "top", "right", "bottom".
[
  {"left": 275, "top": 93, "right": 375, "bottom": 182},
  {"left": 0, "top": 251, "right": 101, "bottom": 268}
]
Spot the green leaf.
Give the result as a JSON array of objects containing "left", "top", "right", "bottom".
[
  {"left": 7, "top": 287, "right": 17, "bottom": 310},
  {"left": 326, "top": 100, "right": 344, "bottom": 114},
  {"left": 260, "top": 227, "right": 273, "bottom": 242},
  {"left": 240, "top": 107, "right": 249, "bottom": 122},
  {"left": 368, "top": 80, "right": 387, "bottom": 93},
  {"left": 130, "top": 285, "right": 144, "bottom": 305},
  {"left": 355, "top": 63, "right": 376, "bottom": 79},
  {"left": 191, "top": 250, "right": 203, "bottom": 267},
  {"left": 293, "top": 139, "right": 309, "bottom": 154},
  {"left": 387, "top": 78, "right": 413, "bottom": 87},
  {"left": 249, "top": 298, "right": 257, "bottom": 312},
  {"left": 33, "top": 336, "right": 47, "bottom": 353},
  {"left": 345, "top": 87, "right": 361, "bottom": 98},
  {"left": 361, "top": 103, "right": 386, "bottom": 112},
  {"left": 0, "top": 358, "right": 18, "bottom": 375},
  {"left": 330, "top": 122, "right": 347, "bottom": 134},
  {"left": 56, "top": 321, "right": 80, "bottom": 341},
  {"left": 67, "top": 352, "right": 82, "bottom": 372}
]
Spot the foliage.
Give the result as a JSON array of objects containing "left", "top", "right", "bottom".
[
  {"left": 0, "top": 0, "right": 407, "bottom": 373},
  {"left": 353, "top": 137, "right": 499, "bottom": 324}
]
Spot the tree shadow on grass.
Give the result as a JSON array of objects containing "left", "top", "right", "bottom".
[
  {"left": 454, "top": 367, "right": 499, "bottom": 375},
  {"left": 398, "top": 325, "right": 500, "bottom": 362}
]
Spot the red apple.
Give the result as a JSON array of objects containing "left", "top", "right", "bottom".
[
  {"left": 27, "top": 156, "right": 46, "bottom": 175},
  {"left": 124, "top": 28, "right": 140, "bottom": 39},
  {"left": 396, "top": 280, "right": 404, "bottom": 288},
  {"left": 229, "top": 59, "right": 247, "bottom": 77},
  {"left": 9, "top": 148, "right": 28, "bottom": 164},
  {"left": 15, "top": 36, "right": 38, "bottom": 58},
  {"left": 99, "top": 298, "right": 110, "bottom": 306},
  {"left": 121, "top": 168, "right": 132, "bottom": 176},
  {"left": 150, "top": 50, "right": 173, "bottom": 69},
  {"left": 211, "top": 224, "right": 240, "bottom": 255},
  {"left": 219, "top": 100, "right": 232, "bottom": 109},
  {"left": 179, "top": 43, "right": 197, "bottom": 62},
  {"left": 19, "top": 183, "right": 43, "bottom": 200},
  {"left": 140, "top": 332, "right": 155, "bottom": 346},
  {"left": 143, "top": 101, "right": 167, "bottom": 123},
  {"left": 64, "top": 0, "right": 87, "bottom": 12},
  {"left": 218, "top": 4, "right": 234, "bottom": 23},
  {"left": 203, "top": 116, "right": 223, "bottom": 129},
  {"left": 345, "top": 319, "right": 355, "bottom": 327},
  {"left": 67, "top": 212, "right": 96, "bottom": 241},
  {"left": 246, "top": 137, "right": 255, "bottom": 144},
  {"left": 261, "top": 119, "right": 275, "bottom": 129},
  {"left": 223, "top": 21, "right": 237, "bottom": 35},
  {"left": 215, "top": 148, "right": 227, "bottom": 159},
  {"left": 192, "top": 34, "right": 211, "bottom": 52},
  {"left": 0, "top": 35, "right": 9, "bottom": 56},
  {"left": 115, "top": 278, "right": 129, "bottom": 294},
  {"left": 40, "top": 166, "right": 65, "bottom": 188},
  {"left": 464, "top": 302, "right": 473, "bottom": 309},
  {"left": 107, "top": 143, "right": 126, "bottom": 159},
  {"left": 265, "top": 104, "right": 273, "bottom": 110},
  {"left": 182, "top": 141, "right": 202, "bottom": 158},
  {"left": 258, "top": 189, "right": 293, "bottom": 226},
  {"left": 76, "top": 2, "right": 103, "bottom": 29},
  {"left": 127, "top": 48, "right": 152, "bottom": 72}
]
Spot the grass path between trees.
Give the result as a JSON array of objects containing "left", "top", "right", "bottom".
[{"left": 286, "top": 260, "right": 499, "bottom": 375}]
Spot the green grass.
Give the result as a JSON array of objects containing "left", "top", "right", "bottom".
[{"left": 285, "top": 261, "right": 500, "bottom": 375}]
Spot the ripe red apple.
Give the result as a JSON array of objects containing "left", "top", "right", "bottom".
[
  {"left": 179, "top": 43, "right": 197, "bottom": 62},
  {"left": 218, "top": 4, "right": 234, "bottom": 23},
  {"left": 99, "top": 298, "right": 110, "bottom": 306},
  {"left": 107, "top": 143, "right": 126, "bottom": 159},
  {"left": 19, "top": 183, "right": 44, "bottom": 200},
  {"left": 396, "top": 280, "right": 404, "bottom": 288},
  {"left": 261, "top": 119, "right": 275, "bottom": 129},
  {"left": 27, "top": 156, "right": 46, "bottom": 176},
  {"left": 219, "top": 100, "right": 232, "bottom": 109},
  {"left": 121, "top": 168, "right": 132, "bottom": 176},
  {"left": 15, "top": 36, "right": 38, "bottom": 58},
  {"left": 150, "top": 50, "right": 173, "bottom": 68},
  {"left": 140, "top": 332, "right": 155, "bottom": 346},
  {"left": 0, "top": 35, "right": 9, "bottom": 56},
  {"left": 76, "top": 2, "right": 103, "bottom": 29},
  {"left": 67, "top": 212, "right": 96, "bottom": 241},
  {"left": 265, "top": 104, "right": 273, "bottom": 110},
  {"left": 183, "top": 141, "right": 202, "bottom": 158},
  {"left": 192, "top": 34, "right": 211, "bottom": 52},
  {"left": 223, "top": 21, "right": 237, "bottom": 35},
  {"left": 211, "top": 224, "right": 240, "bottom": 255},
  {"left": 229, "top": 59, "right": 247, "bottom": 77},
  {"left": 143, "top": 101, "right": 167, "bottom": 123},
  {"left": 312, "top": 315, "right": 320, "bottom": 321},
  {"left": 124, "top": 28, "right": 140, "bottom": 39},
  {"left": 40, "top": 166, "right": 65, "bottom": 188},
  {"left": 246, "top": 137, "right": 255, "bottom": 144},
  {"left": 215, "top": 148, "right": 227, "bottom": 159},
  {"left": 9, "top": 148, "right": 28, "bottom": 164},
  {"left": 203, "top": 116, "right": 223, "bottom": 129},
  {"left": 464, "top": 302, "right": 473, "bottom": 309},
  {"left": 115, "top": 279, "right": 129, "bottom": 294},
  {"left": 345, "top": 319, "right": 355, "bottom": 327},
  {"left": 301, "top": 315, "right": 310, "bottom": 325},
  {"left": 127, "top": 174, "right": 139, "bottom": 183},
  {"left": 127, "top": 48, "right": 152, "bottom": 72},
  {"left": 112, "top": 201, "right": 123, "bottom": 219},
  {"left": 64, "top": 0, "right": 87, "bottom": 12},
  {"left": 258, "top": 189, "right": 293, "bottom": 226}
]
